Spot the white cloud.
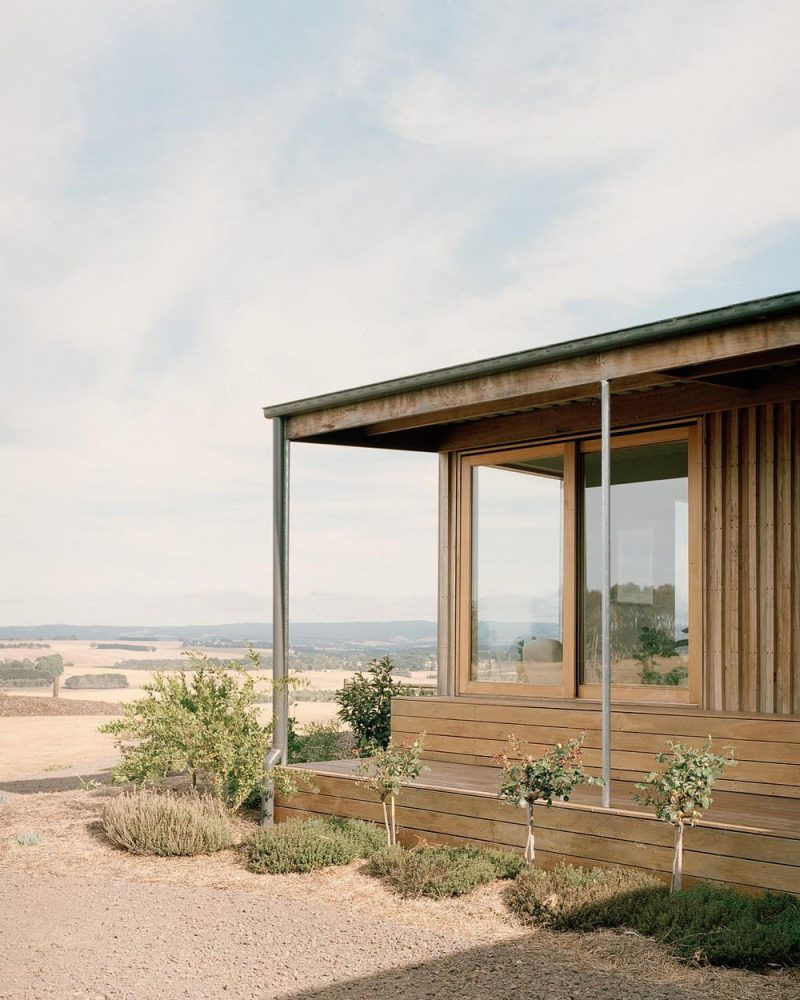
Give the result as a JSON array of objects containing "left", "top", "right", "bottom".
[{"left": 1, "top": 1, "right": 798, "bottom": 624}]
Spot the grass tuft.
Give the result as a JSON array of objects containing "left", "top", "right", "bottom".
[
  {"left": 368, "top": 844, "right": 524, "bottom": 898},
  {"left": 243, "top": 817, "right": 385, "bottom": 874},
  {"left": 506, "top": 863, "right": 800, "bottom": 970},
  {"left": 102, "top": 791, "right": 234, "bottom": 857}
]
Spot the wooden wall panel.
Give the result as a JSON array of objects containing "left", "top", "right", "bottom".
[{"left": 704, "top": 401, "right": 800, "bottom": 713}]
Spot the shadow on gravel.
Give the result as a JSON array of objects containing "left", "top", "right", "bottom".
[
  {"left": 280, "top": 934, "right": 699, "bottom": 1000},
  {"left": 0, "top": 771, "right": 112, "bottom": 795}
]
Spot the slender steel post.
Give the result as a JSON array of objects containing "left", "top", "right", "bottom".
[
  {"left": 272, "top": 416, "right": 290, "bottom": 764},
  {"left": 600, "top": 379, "right": 612, "bottom": 808}
]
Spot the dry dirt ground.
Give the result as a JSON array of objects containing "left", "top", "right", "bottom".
[{"left": 1, "top": 783, "right": 798, "bottom": 1000}]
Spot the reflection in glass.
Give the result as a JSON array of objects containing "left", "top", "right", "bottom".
[
  {"left": 470, "top": 454, "right": 564, "bottom": 685},
  {"left": 582, "top": 440, "right": 689, "bottom": 688}
]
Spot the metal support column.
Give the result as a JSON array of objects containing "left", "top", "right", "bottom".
[
  {"left": 263, "top": 416, "right": 289, "bottom": 825},
  {"left": 600, "top": 379, "right": 612, "bottom": 808},
  {"left": 272, "top": 416, "right": 290, "bottom": 763}
]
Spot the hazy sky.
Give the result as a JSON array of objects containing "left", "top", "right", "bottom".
[{"left": 3, "top": 1, "right": 799, "bottom": 626}]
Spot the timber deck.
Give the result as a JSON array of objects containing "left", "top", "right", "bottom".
[{"left": 276, "top": 757, "right": 800, "bottom": 895}]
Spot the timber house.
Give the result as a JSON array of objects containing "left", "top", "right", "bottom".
[{"left": 264, "top": 291, "right": 800, "bottom": 895}]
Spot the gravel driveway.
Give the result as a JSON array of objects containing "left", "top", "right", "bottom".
[{"left": 0, "top": 873, "right": 694, "bottom": 1000}]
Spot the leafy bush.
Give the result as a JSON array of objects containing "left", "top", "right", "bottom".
[
  {"left": 102, "top": 792, "right": 234, "bottom": 856},
  {"left": 496, "top": 734, "right": 601, "bottom": 865},
  {"left": 507, "top": 864, "right": 800, "bottom": 970},
  {"left": 64, "top": 673, "right": 129, "bottom": 689},
  {"left": 288, "top": 720, "right": 350, "bottom": 764},
  {"left": 335, "top": 656, "right": 410, "bottom": 751},
  {"left": 15, "top": 831, "right": 40, "bottom": 846},
  {"left": 356, "top": 736, "right": 426, "bottom": 845},
  {"left": 635, "top": 740, "right": 735, "bottom": 891},
  {"left": 507, "top": 862, "right": 662, "bottom": 928},
  {"left": 100, "top": 653, "right": 269, "bottom": 810},
  {"left": 243, "top": 817, "right": 385, "bottom": 874},
  {"left": 369, "top": 844, "right": 524, "bottom": 898}
]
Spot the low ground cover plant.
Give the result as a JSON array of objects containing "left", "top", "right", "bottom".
[
  {"left": 496, "top": 734, "right": 601, "bottom": 865},
  {"left": 507, "top": 862, "right": 661, "bottom": 928},
  {"left": 356, "top": 735, "right": 426, "bottom": 846},
  {"left": 102, "top": 791, "right": 235, "bottom": 856},
  {"left": 507, "top": 863, "right": 800, "bottom": 970},
  {"left": 65, "top": 672, "right": 129, "bottom": 689},
  {"left": 368, "top": 844, "right": 523, "bottom": 898},
  {"left": 635, "top": 740, "right": 735, "bottom": 891},
  {"left": 243, "top": 816, "right": 384, "bottom": 874}
]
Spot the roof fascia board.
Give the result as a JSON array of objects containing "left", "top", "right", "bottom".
[{"left": 262, "top": 291, "right": 800, "bottom": 423}]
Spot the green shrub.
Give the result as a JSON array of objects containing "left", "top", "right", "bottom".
[
  {"left": 64, "top": 673, "right": 129, "bottom": 690},
  {"left": 100, "top": 652, "right": 269, "bottom": 810},
  {"left": 102, "top": 792, "right": 234, "bottom": 856},
  {"left": 507, "top": 862, "right": 662, "bottom": 928},
  {"left": 16, "top": 831, "right": 40, "bottom": 846},
  {"left": 288, "top": 720, "right": 350, "bottom": 763},
  {"left": 334, "top": 656, "right": 410, "bottom": 751},
  {"left": 506, "top": 863, "right": 800, "bottom": 970},
  {"left": 243, "top": 816, "right": 385, "bottom": 874},
  {"left": 369, "top": 844, "right": 524, "bottom": 898}
]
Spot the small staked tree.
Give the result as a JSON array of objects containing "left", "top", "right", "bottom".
[
  {"left": 635, "top": 740, "right": 735, "bottom": 892},
  {"left": 356, "top": 735, "right": 426, "bottom": 846},
  {"left": 496, "top": 734, "right": 601, "bottom": 866}
]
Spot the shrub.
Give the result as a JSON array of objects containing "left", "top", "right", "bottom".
[
  {"left": 496, "top": 734, "right": 601, "bottom": 865},
  {"left": 633, "top": 882, "right": 800, "bottom": 969},
  {"left": 100, "top": 652, "right": 269, "bottom": 810},
  {"left": 335, "top": 656, "right": 410, "bottom": 751},
  {"left": 243, "top": 816, "right": 385, "bottom": 874},
  {"left": 635, "top": 740, "right": 735, "bottom": 891},
  {"left": 288, "top": 720, "right": 350, "bottom": 764},
  {"left": 369, "top": 844, "right": 524, "bottom": 898},
  {"left": 102, "top": 792, "right": 234, "bottom": 856},
  {"left": 64, "top": 673, "right": 129, "bottom": 690},
  {"left": 506, "top": 864, "right": 800, "bottom": 970},
  {"left": 356, "top": 736, "right": 426, "bottom": 846},
  {"left": 507, "top": 862, "right": 662, "bottom": 929}
]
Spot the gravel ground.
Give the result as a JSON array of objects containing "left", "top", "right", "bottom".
[
  {"left": 1, "top": 786, "right": 797, "bottom": 1000},
  {"left": 0, "top": 873, "right": 699, "bottom": 1000}
]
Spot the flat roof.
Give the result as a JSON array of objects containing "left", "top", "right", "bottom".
[{"left": 263, "top": 290, "right": 800, "bottom": 420}]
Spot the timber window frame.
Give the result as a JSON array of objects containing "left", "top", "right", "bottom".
[{"left": 455, "top": 423, "right": 702, "bottom": 705}]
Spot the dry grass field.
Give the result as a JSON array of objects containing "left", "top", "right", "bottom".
[{"left": 0, "top": 641, "right": 434, "bottom": 777}]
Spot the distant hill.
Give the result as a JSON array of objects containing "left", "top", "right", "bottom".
[{"left": 0, "top": 619, "right": 557, "bottom": 648}]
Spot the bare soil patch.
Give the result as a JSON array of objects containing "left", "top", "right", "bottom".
[
  {"left": 0, "top": 693, "right": 123, "bottom": 717},
  {"left": 0, "top": 785, "right": 797, "bottom": 1000}
]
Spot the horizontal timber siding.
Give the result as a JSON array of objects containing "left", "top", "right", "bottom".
[
  {"left": 275, "top": 760, "right": 800, "bottom": 895},
  {"left": 391, "top": 697, "right": 800, "bottom": 802},
  {"left": 705, "top": 401, "right": 800, "bottom": 714}
]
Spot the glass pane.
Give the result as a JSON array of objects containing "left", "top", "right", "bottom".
[
  {"left": 582, "top": 439, "right": 689, "bottom": 688},
  {"left": 471, "top": 454, "right": 564, "bottom": 685}
]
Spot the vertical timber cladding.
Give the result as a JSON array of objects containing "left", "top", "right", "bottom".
[{"left": 704, "top": 401, "right": 800, "bottom": 714}]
